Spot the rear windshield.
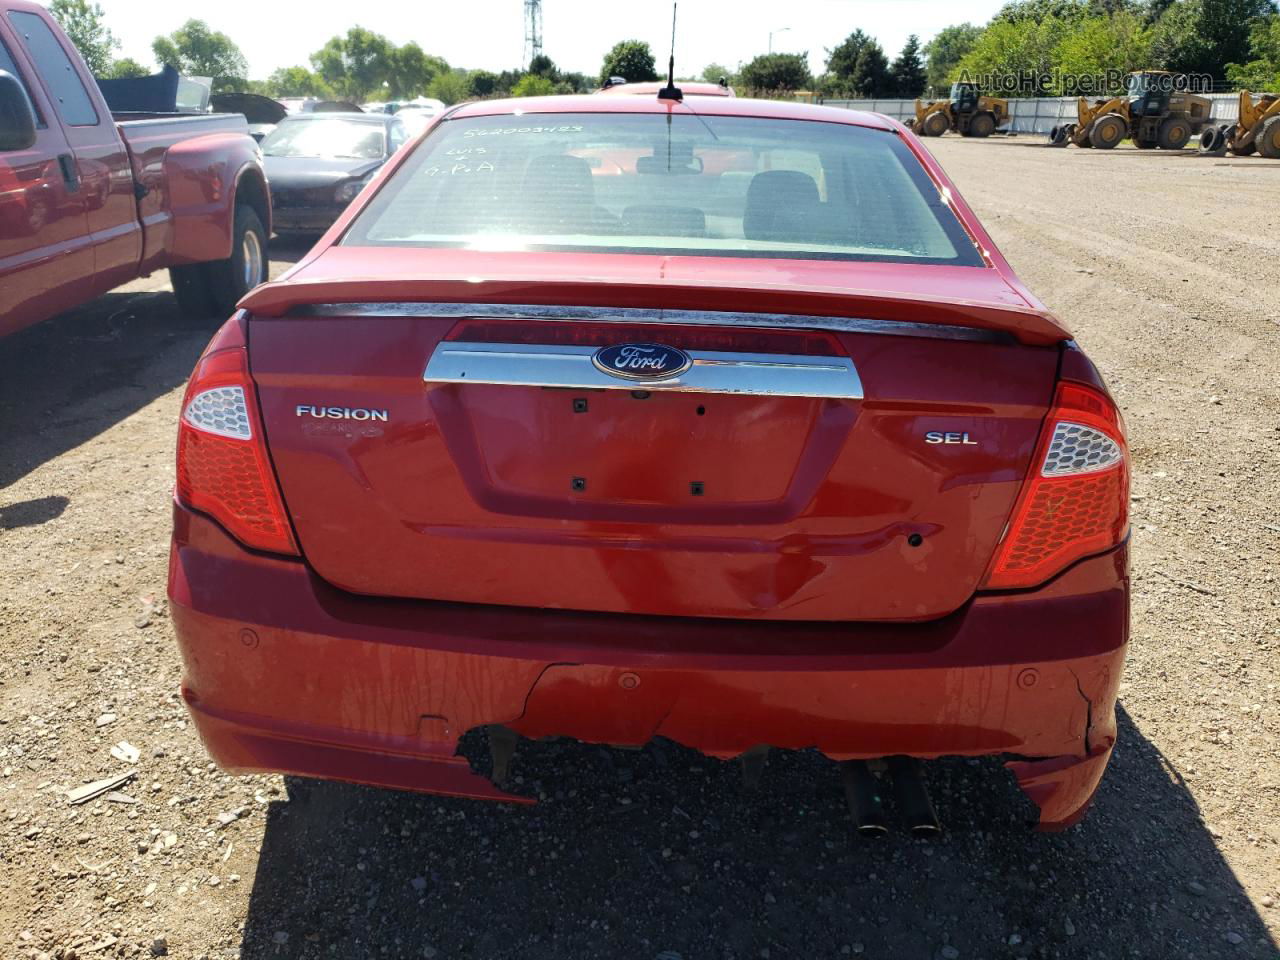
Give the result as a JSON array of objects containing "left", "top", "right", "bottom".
[
  {"left": 342, "top": 112, "right": 984, "bottom": 266},
  {"left": 261, "top": 118, "right": 386, "bottom": 160}
]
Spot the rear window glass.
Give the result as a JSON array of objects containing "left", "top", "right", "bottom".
[
  {"left": 343, "top": 112, "right": 983, "bottom": 266},
  {"left": 7, "top": 11, "right": 98, "bottom": 127},
  {"left": 261, "top": 118, "right": 386, "bottom": 160}
]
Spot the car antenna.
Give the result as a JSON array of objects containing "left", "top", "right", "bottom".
[{"left": 657, "top": 3, "right": 683, "bottom": 102}]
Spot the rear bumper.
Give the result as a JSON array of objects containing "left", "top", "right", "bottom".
[{"left": 168, "top": 504, "right": 1129, "bottom": 829}]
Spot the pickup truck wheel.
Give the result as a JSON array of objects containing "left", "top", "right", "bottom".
[{"left": 169, "top": 204, "right": 268, "bottom": 319}]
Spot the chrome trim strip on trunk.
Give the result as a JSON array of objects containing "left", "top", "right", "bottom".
[
  {"left": 296, "top": 302, "right": 1010, "bottom": 343},
  {"left": 423, "top": 342, "right": 864, "bottom": 400}
]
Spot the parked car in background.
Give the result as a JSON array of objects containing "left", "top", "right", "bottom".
[
  {"left": 278, "top": 98, "right": 364, "bottom": 115},
  {"left": 210, "top": 92, "right": 288, "bottom": 142},
  {"left": 0, "top": 0, "right": 269, "bottom": 338},
  {"left": 393, "top": 104, "right": 440, "bottom": 139},
  {"left": 260, "top": 112, "right": 406, "bottom": 234},
  {"left": 169, "top": 93, "right": 1131, "bottom": 832},
  {"left": 277, "top": 97, "right": 316, "bottom": 114},
  {"left": 597, "top": 78, "right": 735, "bottom": 97}
]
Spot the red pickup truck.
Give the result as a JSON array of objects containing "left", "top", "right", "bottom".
[{"left": 0, "top": 0, "right": 269, "bottom": 339}]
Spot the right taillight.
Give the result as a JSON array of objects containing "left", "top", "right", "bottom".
[
  {"left": 982, "top": 381, "right": 1129, "bottom": 590},
  {"left": 175, "top": 316, "right": 298, "bottom": 556}
]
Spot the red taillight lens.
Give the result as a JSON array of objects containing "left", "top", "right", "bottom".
[
  {"left": 982, "top": 381, "right": 1128, "bottom": 590},
  {"left": 176, "top": 325, "right": 298, "bottom": 556}
]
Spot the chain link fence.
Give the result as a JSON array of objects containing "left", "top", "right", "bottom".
[{"left": 821, "top": 94, "right": 1243, "bottom": 134}]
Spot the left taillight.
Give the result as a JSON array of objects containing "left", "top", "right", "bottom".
[
  {"left": 175, "top": 316, "right": 298, "bottom": 556},
  {"left": 981, "top": 380, "right": 1129, "bottom": 590}
]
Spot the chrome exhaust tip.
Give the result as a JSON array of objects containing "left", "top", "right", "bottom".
[
  {"left": 841, "top": 760, "right": 889, "bottom": 837},
  {"left": 888, "top": 755, "right": 941, "bottom": 837}
]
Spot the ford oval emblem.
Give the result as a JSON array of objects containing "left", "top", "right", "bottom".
[{"left": 592, "top": 342, "right": 692, "bottom": 381}]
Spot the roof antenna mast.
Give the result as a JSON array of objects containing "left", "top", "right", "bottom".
[{"left": 658, "top": 2, "right": 683, "bottom": 102}]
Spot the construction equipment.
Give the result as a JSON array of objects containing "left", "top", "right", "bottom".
[
  {"left": 1048, "top": 71, "right": 1212, "bottom": 150},
  {"left": 907, "top": 82, "right": 1009, "bottom": 138},
  {"left": 1198, "top": 90, "right": 1280, "bottom": 158}
]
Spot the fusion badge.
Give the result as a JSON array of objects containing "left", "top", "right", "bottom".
[
  {"left": 296, "top": 405, "right": 389, "bottom": 422},
  {"left": 592, "top": 343, "right": 692, "bottom": 382}
]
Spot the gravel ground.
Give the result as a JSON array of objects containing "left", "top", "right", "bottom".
[{"left": 1, "top": 140, "right": 1277, "bottom": 960}]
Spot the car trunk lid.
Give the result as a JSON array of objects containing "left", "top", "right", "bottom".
[{"left": 247, "top": 255, "right": 1062, "bottom": 621}]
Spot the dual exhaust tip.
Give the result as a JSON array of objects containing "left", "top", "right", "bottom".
[{"left": 841, "top": 756, "right": 941, "bottom": 838}]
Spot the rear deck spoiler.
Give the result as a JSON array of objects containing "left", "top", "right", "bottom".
[{"left": 239, "top": 275, "right": 1072, "bottom": 346}]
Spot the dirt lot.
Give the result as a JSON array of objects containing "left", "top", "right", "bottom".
[{"left": 1, "top": 139, "right": 1278, "bottom": 960}]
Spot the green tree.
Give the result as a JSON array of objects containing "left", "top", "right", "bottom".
[
  {"left": 889, "top": 35, "right": 927, "bottom": 96},
  {"left": 559, "top": 71, "right": 592, "bottom": 92},
  {"left": 387, "top": 43, "right": 447, "bottom": 99},
  {"left": 511, "top": 73, "right": 555, "bottom": 96},
  {"left": 1151, "top": 0, "right": 1276, "bottom": 83},
  {"left": 599, "top": 40, "right": 659, "bottom": 85},
  {"left": 924, "top": 24, "right": 984, "bottom": 93},
  {"left": 738, "top": 52, "right": 812, "bottom": 93},
  {"left": 994, "top": 0, "right": 1090, "bottom": 22},
  {"left": 265, "top": 66, "right": 332, "bottom": 98},
  {"left": 48, "top": 0, "right": 117, "bottom": 76},
  {"left": 310, "top": 27, "right": 395, "bottom": 101},
  {"left": 700, "top": 62, "right": 733, "bottom": 84},
  {"left": 528, "top": 53, "right": 558, "bottom": 79},
  {"left": 954, "top": 16, "right": 1075, "bottom": 96},
  {"left": 1141, "top": 0, "right": 1179, "bottom": 21},
  {"left": 1226, "top": 12, "right": 1280, "bottom": 88},
  {"left": 1055, "top": 11, "right": 1155, "bottom": 93},
  {"left": 468, "top": 69, "right": 500, "bottom": 97},
  {"left": 823, "top": 29, "right": 876, "bottom": 95},
  {"left": 152, "top": 20, "right": 248, "bottom": 93},
  {"left": 850, "top": 42, "right": 891, "bottom": 96},
  {"left": 427, "top": 69, "right": 472, "bottom": 105},
  {"left": 1085, "top": 0, "right": 1142, "bottom": 12},
  {"left": 102, "top": 57, "right": 148, "bottom": 79}
]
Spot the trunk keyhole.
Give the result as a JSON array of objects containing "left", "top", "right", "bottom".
[
  {"left": 690, "top": 481, "right": 705, "bottom": 496},
  {"left": 572, "top": 398, "right": 588, "bottom": 413},
  {"left": 571, "top": 477, "right": 587, "bottom": 492},
  {"left": 696, "top": 405, "right": 706, "bottom": 416},
  {"left": 907, "top": 533, "right": 924, "bottom": 547}
]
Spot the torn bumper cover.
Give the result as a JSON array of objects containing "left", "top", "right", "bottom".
[{"left": 169, "top": 505, "right": 1128, "bottom": 830}]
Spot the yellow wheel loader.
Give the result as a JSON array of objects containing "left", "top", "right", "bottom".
[
  {"left": 1048, "top": 71, "right": 1212, "bottom": 150},
  {"left": 1197, "top": 91, "right": 1280, "bottom": 158},
  {"left": 907, "top": 82, "right": 1010, "bottom": 138}
]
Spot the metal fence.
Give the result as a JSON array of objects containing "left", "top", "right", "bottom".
[{"left": 822, "top": 94, "right": 1242, "bottom": 134}]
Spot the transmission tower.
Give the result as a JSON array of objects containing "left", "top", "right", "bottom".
[{"left": 524, "top": 0, "right": 543, "bottom": 67}]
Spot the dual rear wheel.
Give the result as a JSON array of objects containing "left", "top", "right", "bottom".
[{"left": 170, "top": 204, "right": 269, "bottom": 319}]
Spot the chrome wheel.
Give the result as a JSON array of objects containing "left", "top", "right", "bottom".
[{"left": 241, "top": 228, "right": 264, "bottom": 289}]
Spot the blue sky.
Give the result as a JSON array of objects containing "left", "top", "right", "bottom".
[{"left": 64, "top": 0, "right": 1007, "bottom": 81}]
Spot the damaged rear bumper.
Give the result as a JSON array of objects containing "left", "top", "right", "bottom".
[{"left": 169, "top": 505, "right": 1128, "bottom": 830}]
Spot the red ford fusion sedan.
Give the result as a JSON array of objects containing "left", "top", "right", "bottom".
[{"left": 168, "top": 93, "right": 1129, "bottom": 831}]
